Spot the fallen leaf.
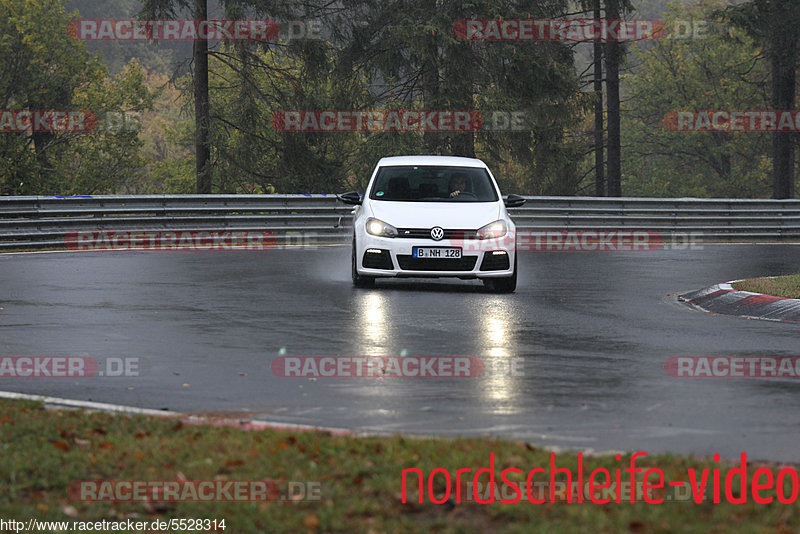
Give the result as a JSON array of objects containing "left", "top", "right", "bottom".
[
  {"left": 52, "top": 440, "right": 70, "bottom": 452},
  {"left": 303, "top": 515, "right": 320, "bottom": 530}
]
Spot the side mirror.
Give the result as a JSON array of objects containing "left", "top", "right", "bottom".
[
  {"left": 504, "top": 194, "right": 526, "bottom": 208},
  {"left": 337, "top": 191, "right": 362, "bottom": 205}
]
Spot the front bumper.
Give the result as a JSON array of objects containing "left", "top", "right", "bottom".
[{"left": 356, "top": 234, "right": 515, "bottom": 278}]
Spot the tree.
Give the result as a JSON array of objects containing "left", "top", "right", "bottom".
[
  {"left": 603, "top": 0, "right": 634, "bottom": 197},
  {"left": 126, "top": 0, "right": 588, "bottom": 195},
  {"left": 333, "top": 0, "right": 587, "bottom": 195},
  {"left": 139, "top": 0, "right": 211, "bottom": 193},
  {"left": 135, "top": 70, "right": 195, "bottom": 193},
  {"left": 724, "top": 0, "right": 800, "bottom": 199},
  {"left": 202, "top": 43, "right": 370, "bottom": 193},
  {"left": 0, "top": 0, "right": 153, "bottom": 195},
  {"left": 578, "top": 0, "right": 607, "bottom": 196},
  {"left": 623, "top": 0, "right": 771, "bottom": 197},
  {"left": 593, "top": 0, "right": 605, "bottom": 196}
]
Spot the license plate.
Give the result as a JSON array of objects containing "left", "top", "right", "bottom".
[{"left": 413, "top": 247, "right": 462, "bottom": 259}]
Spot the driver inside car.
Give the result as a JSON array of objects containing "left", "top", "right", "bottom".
[{"left": 448, "top": 173, "right": 468, "bottom": 198}]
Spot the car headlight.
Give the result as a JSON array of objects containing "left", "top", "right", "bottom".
[
  {"left": 365, "top": 217, "right": 398, "bottom": 238},
  {"left": 476, "top": 220, "right": 507, "bottom": 239}
]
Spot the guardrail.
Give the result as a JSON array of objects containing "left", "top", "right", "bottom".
[{"left": 1, "top": 195, "right": 799, "bottom": 250}]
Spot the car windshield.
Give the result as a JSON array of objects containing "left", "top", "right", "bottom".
[{"left": 368, "top": 165, "right": 498, "bottom": 202}]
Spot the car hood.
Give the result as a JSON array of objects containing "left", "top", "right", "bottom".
[{"left": 368, "top": 201, "right": 502, "bottom": 229}]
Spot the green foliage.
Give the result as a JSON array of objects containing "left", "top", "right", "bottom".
[
  {"left": 134, "top": 71, "right": 195, "bottom": 193},
  {"left": 5, "top": 398, "right": 800, "bottom": 532},
  {"left": 5, "top": 0, "right": 787, "bottom": 197},
  {"left": 622, "top": 0, "right": 772, "bottom": 197},
  {"left": 732, "top": 272, "right": 800, "bottom": 298},
  {"left": 0, "top": 0, "right": 154, "bottom": 195},
  {"left": 66, "top": 0, "right": 190, "bottom": 75},
  {"left": 330, "top": 0, "right": 587, "bottom": 195},
  {"left": 201, "top": 44, "right": 369, "bottom": 193}
]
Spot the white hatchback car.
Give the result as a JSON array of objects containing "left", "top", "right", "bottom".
[{"left": 338, "top": 155, "right": 525, "bottom": 292}]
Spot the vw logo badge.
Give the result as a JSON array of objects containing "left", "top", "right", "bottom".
[{"left": 430, "top": 227, "right": 444, "bottom": 241}]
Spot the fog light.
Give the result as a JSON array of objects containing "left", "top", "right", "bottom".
[
  {"left": 362, "top": 248, "right": 393, "bottom": 269},
  {"left": 480, "top": 250, "right": 510, "bottom": 271}
]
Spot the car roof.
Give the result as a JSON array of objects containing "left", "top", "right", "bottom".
[{"left": 375, "top": 155, "right": 488, "bottom": 168}]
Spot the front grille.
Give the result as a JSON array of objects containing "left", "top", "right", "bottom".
[
  {"left": 480, "top": 251, "right": 510, "bottom": 271},
  {"left": 362, "top": 249, "right": 394, "bottom": 269},
  {"left": 396, "top": 255, "right": 477, "bottom": 271},
  {"left": 395, "top": 228, "right": 478, "bottom": 240}
]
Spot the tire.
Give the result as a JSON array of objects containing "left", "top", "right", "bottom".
[
  {"left": 484, "top": 251, "right": 517, "bottom": 293},
  {"left": 352, "top": 239, "right": 375, "bottom": 288}
]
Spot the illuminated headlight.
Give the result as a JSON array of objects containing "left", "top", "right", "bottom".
[
  {"left": 365, "top": 217, "right": 398, "bottom": 238},
  {"left": 476, "top": 220, "right": 507, "bottom": 239}
]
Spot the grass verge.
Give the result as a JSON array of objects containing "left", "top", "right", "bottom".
[
  {"left": 2, "top": 399, "right": 799, "bottom": 533},
  {"left": 731, "top": 273, "right": 800, "bottom": 299}
]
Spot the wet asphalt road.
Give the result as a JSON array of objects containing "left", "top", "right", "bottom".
[{"left": 1, "top": 244, "right": 799, "bottom": 461}]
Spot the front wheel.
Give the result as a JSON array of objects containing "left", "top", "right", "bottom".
[
  {"left": 352, "top": 240, "right": 375, "bottom": 288},
  {"left": 484, "top": 252, "right": 517, "bottom": 293}
]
